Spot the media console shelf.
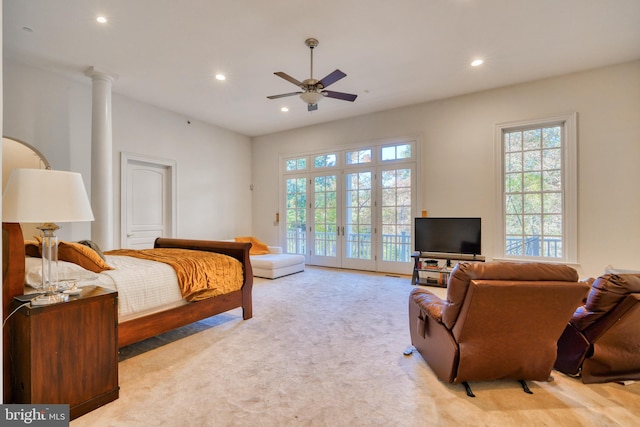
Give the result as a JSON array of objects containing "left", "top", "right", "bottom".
[{"left": 411, "top": 252, "right": 485, "bottom": 287}]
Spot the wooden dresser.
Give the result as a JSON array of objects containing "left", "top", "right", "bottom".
[{"left": 10, "top": 286, "right": 119, "bottom": 420}]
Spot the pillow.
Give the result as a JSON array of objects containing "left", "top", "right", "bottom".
[
  {"left": 58, "top": 241, "right": 113, "bottom": 273},
  {"left": 25, "top": 256, "right": 99, "bottom": 287},
  {"left": 25, "top": 240, "right": 41, "bottom": 257},
  {"left": 604, "top": 265, "right": 640, "bottom": 275},
  {"left": 77, "top": 239, "right": 107, "bottom": 261},
  {"left": 234, "top": 236, "right": 270, "bottom": 255}
]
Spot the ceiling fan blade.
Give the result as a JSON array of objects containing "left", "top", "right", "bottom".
[
  {"left": 274, "top": 72, "right": 304, "bottom": 88},
  {"left": 267, "top": 91, "right": 303, "bottom": 100},
  {"left": 308, "top": 103, "right": 318, "bottom": 112},
  {"left": 323, "top": 90, "right": 357, "bottom": 102},
  {"left": 318, "top": 69, "right": 347, "bottom": 88}
]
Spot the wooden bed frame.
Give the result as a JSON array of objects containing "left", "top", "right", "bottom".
[{"left": 2, "top": 222, "right": 254, "bottom": 402}]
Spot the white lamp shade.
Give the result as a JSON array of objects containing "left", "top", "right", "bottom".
[
  {"left": 300, "top": 91, "right": 324, "bottom": 105},
  {"left": 2, "top": 168, "right": 94, "bottom": 223}
]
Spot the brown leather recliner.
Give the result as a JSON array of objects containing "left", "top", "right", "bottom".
[
  {"left": 555, "top": 273, "right": 640, "bottom": 384},
  {"left": 408, "top": 262, "right": 589, "bottom": 396}
]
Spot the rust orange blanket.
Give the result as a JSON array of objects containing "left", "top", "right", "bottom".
[{"left": 105, "top": 248, "right": 244, "bottom": 302}]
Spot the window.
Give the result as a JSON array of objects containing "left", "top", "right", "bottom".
[
  {"left": 285, "top": 157, "right": 307, "bottom": 171},
  {"left": 314, "top": 154, "right": 337, "bottom": 168},
  {"left": 381, "top": 143, "right": 411, "bottom": 161},
  {"left": 285, "top": 176, "right": 307, "bottom": 255},
  {"left": 345, "top": 149, "right": 372, "bottom": 165},
  {"left": 496, "top": 114, "right": 577, "bottom": 263}
]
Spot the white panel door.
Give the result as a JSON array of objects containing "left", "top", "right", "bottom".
[{"left": 122, "top": 154, "right": 176, "bottom": 249}]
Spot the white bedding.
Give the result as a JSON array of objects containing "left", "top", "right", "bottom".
[
  {"left": 26, "top": 255, "right": 185, "bottom": 322},
  {"left": 99, "top": 255, "right": 185, "bottom": 321}
]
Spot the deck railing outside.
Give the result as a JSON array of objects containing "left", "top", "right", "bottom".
[
  {"left": 286, "top": 229, "right": 411, "bottom": 262},
  {"left": 506, "top": 236, "right": 561, "bottom": 258}
]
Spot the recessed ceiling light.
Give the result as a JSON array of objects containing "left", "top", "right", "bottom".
[
  {"left": 215, "top": 74, "right": 226, "bottom": 81},
  {"left": 281, "top": 107, "right": 289, "bottom": 112},
  {"left": 471, "top": 59, "right": 484, "bottom": 67},
  {"left": 96, "top": 16, "right": 108, "bottom": 24}
]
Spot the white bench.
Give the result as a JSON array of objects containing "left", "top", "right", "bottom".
[{"left": 250, "top": 246, "right": 305, "bottom": 279}]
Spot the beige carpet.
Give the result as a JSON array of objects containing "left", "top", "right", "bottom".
[{"left": 71, "top": 267, "right": 640, "bottom": 426}]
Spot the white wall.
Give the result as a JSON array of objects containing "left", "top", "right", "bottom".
[
  {"left": 3, "top": 60, "right": 253, "bottom": 246},
  {"left": 112, "top": 95, "right": 253, "bottom": 244},
  {"left": 251, "top": 61, "right": 640, "bottom": 278},
  {"left": 3, "top": 61, "right": 92, "bottom": 240}
]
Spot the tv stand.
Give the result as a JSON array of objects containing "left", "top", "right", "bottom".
[{"left": 411, "top": 252, "right": 485, "bottom": 287}]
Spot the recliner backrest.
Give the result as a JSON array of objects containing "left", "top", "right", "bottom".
[
  {"left": 570, "top": 273, "right": 640, "bottom": 331},
  {"left": 450, "top": 278, "right": 590, "bottom": 382},
  {"left": 556, "top": 274, "right": 640, "bottom": 384},
  {"left": 442, "top": 262, "right": 580, "bottom": 329}
]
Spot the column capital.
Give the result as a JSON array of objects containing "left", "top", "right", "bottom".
[{"left": 84, "top": 66, "right": 118, "bottom": 84}]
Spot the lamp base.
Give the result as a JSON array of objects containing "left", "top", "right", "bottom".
[{"left": 31, "top": 293, "right": 69, "bottom": 306}]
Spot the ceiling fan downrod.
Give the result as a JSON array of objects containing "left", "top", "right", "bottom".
[{"left": 305, "top": 38, "right": 319, "bottom": 81}]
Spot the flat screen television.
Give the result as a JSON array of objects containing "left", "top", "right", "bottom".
[{"left": 414, "top": 217, "right": 481, "bottom": 255}]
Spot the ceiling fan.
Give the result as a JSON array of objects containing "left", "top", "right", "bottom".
[{"left": 267, "top": 38, "right": 358, "bottom": 111}]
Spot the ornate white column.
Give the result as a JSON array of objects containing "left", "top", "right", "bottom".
[{"left": 84, "top": 67, "right": 118, "bottom": 250}]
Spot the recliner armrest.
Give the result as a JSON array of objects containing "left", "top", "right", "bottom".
[{"left": 410, "top": 289, "right": 444, "bottom": 323}]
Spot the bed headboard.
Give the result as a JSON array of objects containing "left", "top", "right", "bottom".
[
  {"left": 3, "top": 222, "right": 26, "bottom": 402},
  {"left": 2, "top": 222, "right": 26, "bottom": 308}
]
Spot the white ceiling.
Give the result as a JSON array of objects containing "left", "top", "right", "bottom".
[{"left": 4, "top": 0, "right": 640, "bottom": 137}]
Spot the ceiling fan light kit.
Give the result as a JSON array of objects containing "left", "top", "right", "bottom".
[
  {"left": 299, "top": 91, "right": 324, "bottom": 105},
  {"left": 267, "top": 38, "right": 357, "bottom": 111}
]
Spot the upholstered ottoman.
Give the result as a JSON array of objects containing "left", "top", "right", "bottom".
[{"left": 250, "top": 246, "right": 305, "bottom": 279}]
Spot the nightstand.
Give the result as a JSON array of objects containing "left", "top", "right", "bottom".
[{"left": 10, "top": 286, "right": 119, "bottom": 420}]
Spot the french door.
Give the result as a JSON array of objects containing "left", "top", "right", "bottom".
[
  {"left": 341, "top": 169, "right": 376, "bottom": 270},
  {"left": 283, "top": 143, "right": 416, "bottom": 274},
  {"left": 307, "top": 172, "right": 340, "bottom": 267},
  {"left": 377, "top": 165, "right": 414, "bottom": 274}
]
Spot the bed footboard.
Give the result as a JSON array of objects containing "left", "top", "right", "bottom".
[
  {"left": 115, "top": 238, "right": 254, "bottom": 348},
  {"left": 154, "top": 237, "right": 253, "bottom": 318}
]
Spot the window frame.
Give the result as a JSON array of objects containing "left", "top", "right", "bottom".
[{"left": 494, "top": 113, "right": 578, "bottom": 263}]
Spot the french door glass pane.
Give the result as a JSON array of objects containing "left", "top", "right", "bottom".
[
  {"left": 285, "top": 177, "right": 307, "bottom": 255},
  {"left": 345, "top": 171, "right": 372, "bottom": 260},
  {"left": 381, "top": 168, "right": 411, "bottom": 262},
  {"left": 313, "top": 175, "right": 337, "bottom": 257}
]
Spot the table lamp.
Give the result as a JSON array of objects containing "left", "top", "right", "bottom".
[{"left": 2, "top": 168, "right": 94, "bottom": 305}]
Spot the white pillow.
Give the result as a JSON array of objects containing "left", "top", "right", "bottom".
[
  {"left": 604, "top": 264, "right": 640, "bottom": 275},
  {"left": 25, "top": 256, "right": 99, "bottom": 287}
]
